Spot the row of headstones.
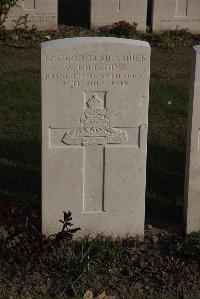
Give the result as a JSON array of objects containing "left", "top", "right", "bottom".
[
  {"left": 41, "top": 36, "right": 200, "bottom": 239},
  {"left": 5, "top": 0, "right": 200, "bottom": 33}
]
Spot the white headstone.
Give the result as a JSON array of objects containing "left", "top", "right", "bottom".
[
  {"left": 5, "top": 0, "right": 57, "bottom": 31},
  {"left": 41, "top": 37, "right": 150, "bottom": 238},
  {"left": 91, "top": 0, "right": 147, "bottom": 31},
  {"left": 184, "top": 45, "right": 200, "bottom": 233},
  {"left": 152, "top": 0, "right": 200, "bottom": 33}
]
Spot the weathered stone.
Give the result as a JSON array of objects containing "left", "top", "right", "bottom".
[
  {"left": 184, "top": 45, "right": 200, "bottom": 233},
  {"left": 91, "top": 0, "right": 147, "bottom": 31},
  {"left": 5, "top": 0, "right": 57, "bottom": 31},
  {"left": 41, "top": 37, "right": 150, "bottom": 238},
  {"left": 152, "top": 0, "right": 200, "bottom": 33}
]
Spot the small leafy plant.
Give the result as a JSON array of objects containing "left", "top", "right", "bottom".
[
  {"left": 0, "top": 0, "right": 22, "bottom": 28},
  {"left": 51, "top": 210, "right": 81, "bottom": 245},
  {"left": 154, "top": 32, "right": 175, "bottom": 50},
  {"left": 168, "top": 27, "right": 192, "bottom": 40},
  {"left": 153, "top": 28, "right": 193, "bottom": 50},
  {"left": 0, "top": 203, "right": 80, "bottom": 259},
  {"left": 103, "top": 20, "right": 138, "bottom": 38},
  {"left": 14, "top": 13, "right": 30, "bottom": 30},
  {"left": 183, "top": 231, "right": 200, "bottom": 262}
]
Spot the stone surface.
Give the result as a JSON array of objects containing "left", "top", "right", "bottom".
[
  {"left": 41, "top": 37, "right": 150, "bottom": 238},
  {"left": 184, "top": 45, "right": 200, "bottom": 233},
  {"left": 91, "top": 0, "right": 147, "bottom": 31},
  {"left": 152, "top": 0, "right": 200, "bottom": 33},
  {"left": 5, "top": 0, "right": 57, "bottom": 31}
]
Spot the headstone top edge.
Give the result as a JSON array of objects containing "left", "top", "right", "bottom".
[
  {"left": 41, "top": 37, "right": 150, "bottom": 49},
  {"left": 193, "top": 45, "right": 200, "bottom": 54}
]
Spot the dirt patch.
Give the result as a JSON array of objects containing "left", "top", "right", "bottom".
[{"left": 1, "top": 221, "right": 200, "bottom": 299}]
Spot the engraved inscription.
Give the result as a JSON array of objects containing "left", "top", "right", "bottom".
[
  {"left": 160, "top": 18, "right": 200, "bottom": 23},
  {"left": 7, "top": 14, "right": 56, "bottom": 26},
  {"left": 44, "top": 52, "right": 146, "bottom": 88},
  {"left": 62, "top": 93, "right": 128, "bottom": 146},
  {"left": 45, "top": 53, "right": 147, "bottom": 63},
  {"left": 188, "top": 217, "right": 200, "bottom": 224}
]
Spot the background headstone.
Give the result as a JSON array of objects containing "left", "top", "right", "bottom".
[
  {"left": 91, "top": 0, "right": 147, "bottom": 31},
  {"left": 41, "top": 37, "right": 150, "bottom": 238},
  {"left": 5, "top": 0, "right": 58, "bottom": 31},
  {"left": 184, "top": 45, "right": 200, "bottom": 233},
  {"left": 152, "top": 0, "right": 200, "bottom": 33}
]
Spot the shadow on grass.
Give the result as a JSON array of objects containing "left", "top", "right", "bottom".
[
  {"left": 146, "top": 196, "right": 183, "bottom": 231},
  {"left": 0, "top": 137, "right": 186, "bottom": 231},
  {"left": 146, "top": 142, "right": 186, "bottom": 231},
  {"left": 0, "top": 140, "right": 185, "bottom": 231},
  {"left": 0, "top": 138, "right": 41, "bottom": 204}
]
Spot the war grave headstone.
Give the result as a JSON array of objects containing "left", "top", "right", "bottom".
[
  {"left": 5, "top": 0, "right": 58, "bottom": 31},
  {"left": 41, "top": 37, "right": 150, "bottom": 238},
  {"left": 91, "top": 0, "right": 147, "bottom": 31},
  {"left": 152, "top": 0, "right": 200, "bottom": 33},
  {"left": 184, "top": 46, "right": 200, "bottom": 233}
]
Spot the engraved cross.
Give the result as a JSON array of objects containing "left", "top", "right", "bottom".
[
  {"left": 117, "top": 0, "right": 121, "bottom": 11},
  {"left": 175, "top": 0, "right": 188, "bottom": 16},
  {"left": 61, "top": 91, "right": 128, "bottom": 213},
  {"left": 24, "top": 0, "right": 36, "bottom": 9}
]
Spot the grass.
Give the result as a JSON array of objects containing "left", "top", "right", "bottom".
[
  {"left": 0, "top": 47, "right": 41, "bottom": 205},
  {"left": 0, "top": 43, "right": 191, "bottom": 231},
  {"left": 146, "top": 78, "right": 188, "bottom": 229}
]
